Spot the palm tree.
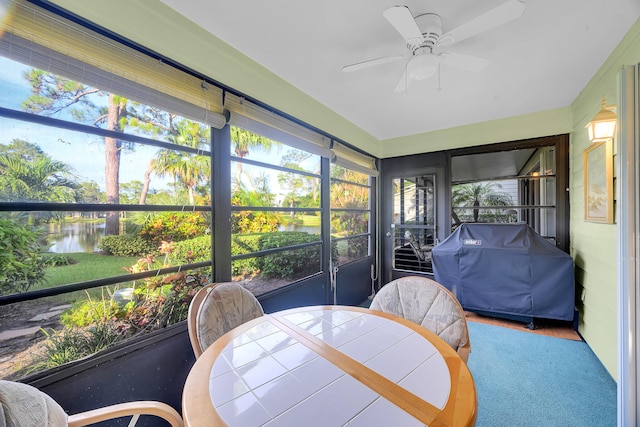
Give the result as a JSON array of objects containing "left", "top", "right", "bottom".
[
  {"left": 0, "top": 141, "right": 78, "bottom": 225},
  {"left": 232, "top": 173, "right": 276, "bottom": 207},
  {"left": 451, "top": 182, "right": 513, "bottom": 224},
  {"left": 230, "top": 126, "right": 276, "bottom": 191},
  {"left": 230, "top": 126, "right": 274, "bottom": 158},
  {"left": 230, "top": 172, "right": 280, "bottom": 233},
  {"left": 152, "top": 121, "right": 210, "bottom": 205},
  {"left": 0, "top": 148, "right": 77, "bottom": 204},
  {"left": 330, "top": 165, "right": 369, "bottom": 209}
]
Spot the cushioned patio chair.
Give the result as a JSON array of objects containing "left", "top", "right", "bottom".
[
  {"left": 370, "top": 276, "right": 471, "bottom": 362},
  {"left": 0, "top": 379, "right": 183, "bottom": 427},
  {"left": 404, "top": 230, "right": 433, "bottom": 263},
  {"left": 187, "top": 282, "right": 264, "bottom": 359}
]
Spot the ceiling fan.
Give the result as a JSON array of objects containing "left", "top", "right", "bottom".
[{"left": 342, "top": 0, "right": 525, "bottom": 93}]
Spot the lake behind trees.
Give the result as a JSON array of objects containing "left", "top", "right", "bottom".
[
  {"left": 46, "top": 220, "right": 322, "bottom": 254},
  {"left": 46, "top": 221, "right": 105, "bottom": 253}
]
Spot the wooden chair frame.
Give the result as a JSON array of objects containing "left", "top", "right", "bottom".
[
  {"left": 68, "top": 401, "right": 183, "bottom": 427},
  {"left": 187, "top": 282, "right": 219, "bottom": 359}
]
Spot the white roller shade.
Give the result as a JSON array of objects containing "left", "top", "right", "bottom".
[
  {"left": 225, "top": 93, "right": 332, "bottom": 158},
  {"left": 331, "top": 141, "right": 379, "bottom": 177},
  {"left": 0, "top": 0, "right": 227, "bottom": 129}
]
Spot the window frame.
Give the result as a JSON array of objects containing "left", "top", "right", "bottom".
[{"left": 330, "top": 165, "right": 375, "bottom": 266}]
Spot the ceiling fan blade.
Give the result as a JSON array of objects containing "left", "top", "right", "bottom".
[
  {"left": 438, "top": 0, "right": 525, "bottom": 46},
  {"left": 341, "top": 54, "right": 406, "bottom": 73},
  {"left": 440, "top": 51, "right": 490, "bottom": 72},
  {"left": 383, "top": 6, "right": 424, "bottom": 48}
]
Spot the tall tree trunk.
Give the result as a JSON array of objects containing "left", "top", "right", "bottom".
[
  {"left": 139, "top": 166, "right": 152, "bottom": 205},
  {"left": 188, "top": 185, "right": 195, "bottom": 205},
  {"left": 104, "top": 94, "right": 124, "bottom": 236},
  {"left": 473, "top": 200, "right": 480, "bottom": 223},
  {"left": 235, "top": 162, "right": 243, "bottom": 193}
]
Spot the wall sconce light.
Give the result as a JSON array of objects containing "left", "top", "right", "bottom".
[{"left": 585, "top": 98, "right": 617, "bottom": 143}]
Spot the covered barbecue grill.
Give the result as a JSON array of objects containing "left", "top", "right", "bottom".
[{"left": 432, "top": 223, "right": 575, "bottom": 323}]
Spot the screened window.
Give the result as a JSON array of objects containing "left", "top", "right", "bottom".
[
  {"left": 0, "top": 45, "right": 213, "bottom": 379},
  {"left": 230, "top": 127, "right": 323, "bottom": 295},
  {"left": 330, "top": 165, "right": 372, "bottom": 265},
  {"left": 0, "top": 0, "right": 378, "bottom": 383}
]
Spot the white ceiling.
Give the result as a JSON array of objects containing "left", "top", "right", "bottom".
[{"left": 158, "top": 1, "right": 639, "bottom": 141}]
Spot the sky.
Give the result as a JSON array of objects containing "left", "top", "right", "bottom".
[
  {"left": 0, "top": 57, "right": 175, "bottom": 192},
  {"left": 0, "top": 54, "right": 321, "bottom": 198}
]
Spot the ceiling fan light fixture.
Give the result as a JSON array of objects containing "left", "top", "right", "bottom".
[{"left": 407, "top": 53, "right": 438, "bottom": 80}]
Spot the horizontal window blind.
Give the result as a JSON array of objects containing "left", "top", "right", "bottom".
[
  {"left": 0, "top": 0, "right": 227, "bottom": 129},
  {"left": 225, "top": 93, "right": 332, "bottom": 158},
  {"left": 332, "top": 141, "right": 378, "bottom": 177}
]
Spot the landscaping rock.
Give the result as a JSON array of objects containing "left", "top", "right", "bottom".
[{"left": 0, "top": 326, "right": 42, "bottom": 341}]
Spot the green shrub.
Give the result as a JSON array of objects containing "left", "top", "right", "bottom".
[
  {"left": 0, "top": 218, "right": 46, "bottom": 295},
  {"left": 258, "top": 232, "right": 322, "bottom": 278},
  {"left": 61, "top": 294, "right": 126, "bottom": 327},
  {"left": 42, "top": 253, "right": 75, "bottom": 268},
  {"left": 232, "top": 234, "right": 262, "bottom": 253},
  {"left": 342, "top": 235, "right": 369, "bottom": 261},
  {"left": 126, "top": 271, "right": 208, "bottom": 333},
  {"left": 258, "top": 231, "right": 321, "bottom": 250},
  {"left": 98, "top": 235, "right": 157, "bottom": 257},
  {"left": 30, "top": 321, "right": 127, "bottom": 372},
  {"left": 167, "top": 235, "right": 211, "bottom": 265},
  {"left": 231, "top": 234, "right": 262, "bottom": 276},
  {"left": 330, "top": 209, "right": 368, "bottom": 236},
  {"left": 49, "top": 271, "right": 209, "bottom": 371},
  {"left": 229, "top": 231, "right": 338, "bottom": 278},
  {"left": 231, "top": 211, "right": 279, "bottom": 233},
  {"left": 140, "top": 212, "right": 208, "bottom": 245}
]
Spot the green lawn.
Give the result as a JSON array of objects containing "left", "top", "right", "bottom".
[
  {"left": 42, "top": 253, "right": 138, "bottom": 288},
  {"left": 39, "top": 253, "right": 138, "bottom": 303},
  {"left": 299, "top": 214, "right": 321, "bottom": 226},
  {"left": 279, "top": 214, "right": 321, "bottom": 227}
]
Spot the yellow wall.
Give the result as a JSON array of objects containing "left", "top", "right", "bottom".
[
  {"left": 379, "top": 107, "right": 571, "bottom": 157},
  {"left": 568, "top": 17, "right": 640, "bottom": 379}
]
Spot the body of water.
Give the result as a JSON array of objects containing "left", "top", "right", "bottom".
[
  {"left": 47, "top": 221, "right": 105, "bottom": 253},
  {"left": 46, "top": 221, "right": 321, "bottom": 254}
]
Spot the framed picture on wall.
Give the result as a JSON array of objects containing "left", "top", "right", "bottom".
[{"left": 583, "top": 139, "right": 613, "bottom": 223}]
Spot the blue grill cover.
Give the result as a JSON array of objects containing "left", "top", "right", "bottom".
[{"left": 432, "top": 223, "right": 574, "bottom": 321}]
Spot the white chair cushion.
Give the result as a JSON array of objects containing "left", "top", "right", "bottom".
[
  {"left": 196, "top": 283, "right": 264, "bottom": 353},
  {"left": 0, "top": 380, "right": 68, "bottom": 427},
  {"left": 370, "top": 277, "right": 469, "bottom": 352}
]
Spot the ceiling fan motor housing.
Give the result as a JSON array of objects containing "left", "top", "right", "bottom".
[{"left": 414, "top": 13, "right": 443, "bottom": 48}]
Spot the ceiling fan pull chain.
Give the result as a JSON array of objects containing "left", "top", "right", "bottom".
[{"left": 437, "top": 62, "right": 442, "bottom": 92}]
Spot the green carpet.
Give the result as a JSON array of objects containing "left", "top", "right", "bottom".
[{"left": 467, "top": 321, "right": 617, "bottom": 427}]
